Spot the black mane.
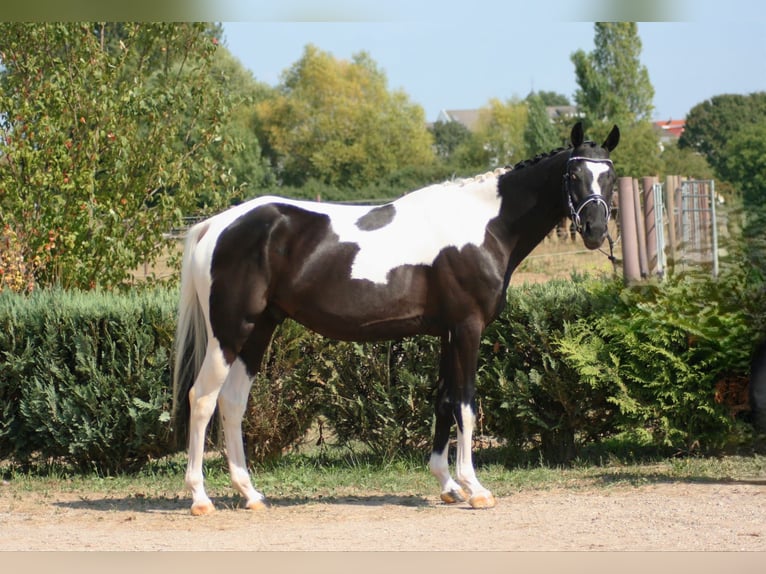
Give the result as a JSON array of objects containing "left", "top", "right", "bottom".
[{"left": 508, "top": 140, "right": 603, "bottom": 172}]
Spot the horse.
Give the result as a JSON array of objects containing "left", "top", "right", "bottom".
[{"left": 172, "top": 121, "right": 620, "bottom": 515}]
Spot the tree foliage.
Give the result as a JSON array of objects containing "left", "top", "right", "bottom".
[
  {"left": 679, "top": 92, "right": 766, "bottom": 177},
  {"left": 429, "top": 119, "right": 473, "bottom": 164},
  {"left": 0, "top": 23, "right": 239, "bottom": 290},
  {"left": 524, "top": 92, "right": 562, "bottom": 155},
  {"left": 456, "top": 97, "right": 528, "bottom": 169},
  {"left": 254, "top": 45, "right": 434, "bottom": 189},
  {"left": 571, "top": 22, "right": 655, "bottom": 126}
]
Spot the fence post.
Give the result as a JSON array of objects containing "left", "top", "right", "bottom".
[
  {"left": 633, "top": 178, "right": 649, "bottom": 278},
  {"left": 642, "top": 176, "right": 658, "bottom": 275},
  {"left": 618, "top": 177, "right": 640, "bottom": 284}
]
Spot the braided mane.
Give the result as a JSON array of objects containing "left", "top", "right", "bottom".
[{"left": 509, "top": 140, "right": 602, "bottom": 171}]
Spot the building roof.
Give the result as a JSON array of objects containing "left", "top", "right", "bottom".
[
  {"left": 653, "top": 118, "right": 686, "bottom": 139},
  {"left": 436, "top": 109, "right": 482, "bottom": 132}
]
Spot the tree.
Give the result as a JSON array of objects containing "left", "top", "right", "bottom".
[
  {"left": 571, "top": 22, "right": 654, "bottom": 126},
  {"left": 429, "top": 119, "right": 473, "bottom": 164},
  {"left": 466, "top": 98, "right": 528, "bottom": 168},
  {"left": 609, "top": 121, "right": 662, "bottom": 178},
  {"left": 535, "top": 91, "right": 570, "bottom": 107},
  {"left": 201, "top": 46, "right": 276, "bottom": 207},
  {"left": 0, "top": 23, "right": 237, "bottom": 289},
  {"left": 718, "top": 120, "right": 766, "bottom": 276},
  {"left": 254, "top": 45, "right": 434, "bottom": 189},
  {"left": 524, "top": 92, "right": 562, "bottom": 155},
  {"left": 678, "top": 92, "right": 766, "bottom": 177},
  {"left": 660, "top": 141, "right": 714, "bottom": 181}
]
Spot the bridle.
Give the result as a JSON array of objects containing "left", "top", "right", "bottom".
[
  {"left": 564, "top": 155, "right": 614, "bottom": 234},
  {"left": 564, "top": 155, "right": 618, "bottom": 268}
]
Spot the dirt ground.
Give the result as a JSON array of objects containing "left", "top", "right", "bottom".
[{"left": 1, "top": 479, "right": 764, "bottom": 551}]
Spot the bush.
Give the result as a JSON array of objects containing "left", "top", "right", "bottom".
[
  {"left": 561, "top": 267, "right": 759, "bottom": 454},
  {"left": 315, "top": 337, "right": 440, "bottom": 459},
  {"left": 478, "top": 276, "right": 624, "bottom": 463},
  {"left": 242, "top": 320, "right": 325, "bottom": 463},
  {"left": 0, "top": 289, "right": 177, "bottom": 472}
]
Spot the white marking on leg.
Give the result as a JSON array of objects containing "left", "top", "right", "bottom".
[
  {"left": 218, "top": 359, "right": 267, "bottom": 510},
  {"left": 456, "top": 404, "right": 495, "bottom": 508},
  {"left": 185, "top": 342, "right": 229, "bottom": 515},
  {"left": 428, "top": 447, "right": 466, "bottom": 504}
]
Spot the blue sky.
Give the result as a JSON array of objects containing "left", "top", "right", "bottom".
[{"left": 221, "top": 11, "right": 766, "bottom": 123}]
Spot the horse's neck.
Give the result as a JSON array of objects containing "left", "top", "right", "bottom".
[{"left": 493, "top": 159, "right": 568, "bottom": 277}]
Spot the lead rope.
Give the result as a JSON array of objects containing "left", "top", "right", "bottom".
[{"left": 600, "top": 231, "right": 620, "bottom": 274}]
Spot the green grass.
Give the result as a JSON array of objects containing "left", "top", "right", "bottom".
[{"left": 3, "top": 444, "right": 765, "bottom": 505}]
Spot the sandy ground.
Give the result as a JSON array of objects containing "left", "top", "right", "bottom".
[{"left": 1, "top": 479, "right": 764, "bottom": 551}]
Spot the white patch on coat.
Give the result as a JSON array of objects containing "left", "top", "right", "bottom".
[
  {"left": 202, "top": 170, "right": 507, "bottom": 285},
  {"left": 584, "top": 161, "right": 612, "bottom": 196}
]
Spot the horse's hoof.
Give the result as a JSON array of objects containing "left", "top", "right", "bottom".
[
  {"left": 468, "top": 493, "right": 496, "bottom": 509},
  {"left": 190, "top": 501, "right": 215, "bottom": 516},
  {"left": 440, "top": 488, "right": 468, "bottom": 504},
  {"left": 245, "top": 499, "right": 269, "bottom": 511}
]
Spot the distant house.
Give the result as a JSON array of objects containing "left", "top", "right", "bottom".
[
  {"left": 435, "top": 109, "right": 482, "bottom": 132},
  {"left": 653, "top": 118, "right": 686, "bottom": 143},
  {"left": 546, "top": 105, "right": 582, "bottom": 121}
]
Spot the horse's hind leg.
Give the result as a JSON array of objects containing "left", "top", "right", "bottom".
[
  {"left": 217, "top": 316, "right": 279, "bottom": 511},
  {"left": 186, "top": 343, "right": 230, "bottom": 515}
]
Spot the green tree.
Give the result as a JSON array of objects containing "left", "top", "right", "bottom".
[
  {"left": 254, "top": 45, "right": 434, "bottom": 189},
  {"left": 461, "top": 97, "right": 528, "bottom": 169},
  {"left": 678, "top": 92, "right": 766, "bottom": 177},
  {"left": 201, "top": 46, "right": 276, "bottom": 207},
  {"left": 610, "top": 121, "right": 662, "bottom": 178},
  {"left": 660, "top": 141, "right": 714, "bottom": 180},
  {"left": 535, "top": 91, "right": 570, "bottom": 107},
  {"left": 429, "top": 119, "right": 473, "bottom": 164},
  {"left": 571, "top": 22, "right": 655, "bottom": 126},
  {"left": 717, "top": 120, "right": 766, "bottom": 275},
  {"left": 524, "top": 92, "right": 561, "bottom": 155},
  {"left": 0, "top": 22, "right": 236, "bottom": 289}
]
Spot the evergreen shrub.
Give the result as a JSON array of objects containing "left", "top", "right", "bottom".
[{"left": 0, "top": 289, "right": 177, "bottom": 472}]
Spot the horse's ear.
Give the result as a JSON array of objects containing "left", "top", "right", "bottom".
[
  {"left": 603, "top": 124, "right": 620, "bottom": 152},
  {"left": 570, "top": 121, "right": 584, "bottom": 147}
]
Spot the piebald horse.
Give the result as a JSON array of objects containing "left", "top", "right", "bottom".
[{"left": 172, "top": 122, "right": 619, "bottom": 514}]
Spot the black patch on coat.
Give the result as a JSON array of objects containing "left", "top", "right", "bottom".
[{"left": 355, "top": 204, "right": 396, "bottom": 231}]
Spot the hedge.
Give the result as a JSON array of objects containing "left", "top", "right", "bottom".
[{"left": 0, "top": 270, "right": 761, "bottom": 474}]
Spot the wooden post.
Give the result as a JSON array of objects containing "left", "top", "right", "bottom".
[
  {"left": 642, "top": 176, "right": 658, "bottom": 276},
  {"left": 633, "top": 178, "right": 649, "bottom": 278},
  {"left": 618, "top": 177, "right": 640, "bottom": 284}
]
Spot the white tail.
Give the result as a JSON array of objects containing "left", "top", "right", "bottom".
[{"left": 171, "top": 222, "right": 210, "bottom": 448}]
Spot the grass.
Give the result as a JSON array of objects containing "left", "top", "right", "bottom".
[{"left": 3, "top": 443, "right": 765, "bottom": 505}]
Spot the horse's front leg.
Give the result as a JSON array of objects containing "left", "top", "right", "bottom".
[
  {"left": 429, "top": 347, "right": 468, "bottom": 504},
  {"left": 430, "top": 324, "right": 496, "bottom": 509},
  {"left": 455, "top": 401, "right": 496, "bottom": 509}
]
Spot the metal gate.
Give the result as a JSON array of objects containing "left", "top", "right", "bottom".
[
  {"left": 651, "top": 179, "right": 718, "bottom": 278},
  {"left": 677, "top": 179, "right": 719, "bottom": 276}
]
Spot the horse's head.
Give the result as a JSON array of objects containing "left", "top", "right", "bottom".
[{"left": 565, "top": 122, "right": 620, "bottom": 250}]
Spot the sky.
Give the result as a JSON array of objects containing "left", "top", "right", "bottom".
[{"left": 221, "top": 9, "right": 766, "bottom": 124}]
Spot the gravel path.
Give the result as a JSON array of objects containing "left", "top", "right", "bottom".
[{"left": 2, "top": 480, "right": 764, "bottom": 551}]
